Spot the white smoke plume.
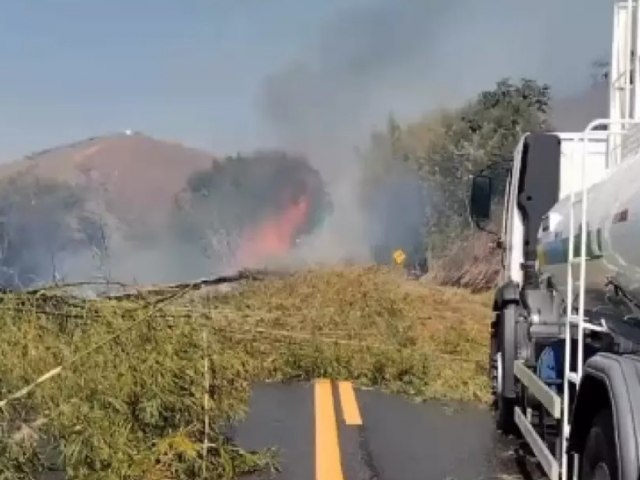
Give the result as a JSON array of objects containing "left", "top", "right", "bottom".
[{"left": 257, "top": 0, "right": 612, "bottom": 265}]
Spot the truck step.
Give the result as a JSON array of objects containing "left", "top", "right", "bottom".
[
  {"left": 514, "top": 360, "right": 562, "bottom": 419},
  {"left": 515, "top": 407, "right": 560, "bottom": 480}
]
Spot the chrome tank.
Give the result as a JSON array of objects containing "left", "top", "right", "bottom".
[{"left": 537, "top": 150, "right": 640, "bottom": 310}]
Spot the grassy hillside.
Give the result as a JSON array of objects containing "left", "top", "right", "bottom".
[
  {"left": 0, "top": 133, "right": 217, "bottom": 230},
  {"left": 0, "top": 265, "right": 490, "bottom": 479}
]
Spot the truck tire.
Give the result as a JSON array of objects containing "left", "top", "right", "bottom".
[
  {"left": 580, "top": 409, "right": 617, "bottom": 480},
  {"left": 490, "top": 304, "right": 518, "bottom": 435}
]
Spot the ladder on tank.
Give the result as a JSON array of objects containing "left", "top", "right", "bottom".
[{"left": 561, "top": 2, "right": 640, "bottom": 479}]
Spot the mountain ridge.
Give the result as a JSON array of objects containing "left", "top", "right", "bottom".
[{"left": 0, "top": 131, "right": 219, "bottom": 230}]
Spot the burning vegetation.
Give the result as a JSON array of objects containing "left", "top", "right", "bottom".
[
  {"left": 0, "top": 78, "right": 556, "bottom": 291},
  {"left": 0, "top": 141, "right": 331, "bottom": 290},
  {"left": 174, "top": 150, "right": 331, "bottom": 273}
]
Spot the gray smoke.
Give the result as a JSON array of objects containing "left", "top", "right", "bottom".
[
  {"left": 550, "top": 81, "right": 609, "bottom": 131},
  {"left": 1, "top": 0, "right": 616, "bottom": 288},
  {"left": 258, "top": 0, "right": 612, "bottom": 263}
]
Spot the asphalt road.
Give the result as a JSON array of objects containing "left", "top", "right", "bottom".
[{"left": 233, "top": 381, "right": 544, "bottom": 480}]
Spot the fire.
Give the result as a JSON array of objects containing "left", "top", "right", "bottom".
[{"left": 234, "top": 194, "right": 310, "bottom": 268}]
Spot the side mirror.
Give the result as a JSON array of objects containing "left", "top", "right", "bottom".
[{"left": 469, "top": 174, "right": 493, "bottom": 222}]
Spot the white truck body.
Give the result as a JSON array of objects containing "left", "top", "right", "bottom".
[
  {"left": 470, "top": 3, "right": 640, "bottom": 480},
  {"left": 538, "top": 127, "right": 640, "bottom": 310}
]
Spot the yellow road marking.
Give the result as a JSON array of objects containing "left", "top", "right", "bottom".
[
  {"left": 338, "top": 381, "right": 363, "bottom": 425},
  {"left": 315, "top": 379, "right": 345, "bottom": 480}
]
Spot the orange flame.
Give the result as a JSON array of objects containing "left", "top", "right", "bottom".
[{"left": 234, "top": 194, "right": 310, "bottom": 269}]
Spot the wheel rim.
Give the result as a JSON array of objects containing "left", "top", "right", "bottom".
[{"left": 593, "top": 463, "right": 611, "bottom": 480}]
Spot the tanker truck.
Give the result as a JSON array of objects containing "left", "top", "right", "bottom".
[{"left": 468, "top": 2, "right": 640, "bottom": 479}]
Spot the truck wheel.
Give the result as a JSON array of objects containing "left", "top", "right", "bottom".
[
  {"left": 490, "top": 304, "right": 517, "bottom": 435},
  {"left": 580, "top": 409, "right": 617, "bottom": 480}
]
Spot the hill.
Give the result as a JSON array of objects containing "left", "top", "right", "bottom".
[
  {"left": 0, "top": 132, "right": 217, "bottom": 229},
  {"left": 0, "top": 133, "right": 330, "bottom": 288}
]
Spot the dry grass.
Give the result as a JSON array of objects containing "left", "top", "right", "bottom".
[
  {"left": 428, "top": 232, "right": 501, "bottom": 292},
  {"left": 0, "top": 265, "right": 491, "bottom": 479}
]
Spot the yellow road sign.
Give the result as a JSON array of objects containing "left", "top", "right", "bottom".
[{"left": 392, "top": 249, "right": 406, "bottom": 265}]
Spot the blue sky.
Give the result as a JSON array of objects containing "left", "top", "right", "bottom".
[
  {"left": 0, "top": 0, "right": 612, "bottom": 162},
  {"left": 0, "top": 0, "right": 356, "bottom": 160}
]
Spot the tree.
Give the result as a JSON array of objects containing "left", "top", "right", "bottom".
[
  {"left": 590, "top": 58, "right": 610, "bottom": 85},
  {"left": 359, "top": 77, "right": 552, "bottom": 256},
  {"left": 170, "top": 151, "right": 331, "bottom": 274},
  {"left": 423, "top": 78, "right": 550, "bottom": 242},
  {"left": 357, "top": 114, "right": 430, "bottom": 266},
  {"left": 0, "top": 173, "right": 102, "bottom": 288}
]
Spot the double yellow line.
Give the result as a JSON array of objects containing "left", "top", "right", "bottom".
[{"left": 314, "top": 379, "right": 363, "bottom": 480}]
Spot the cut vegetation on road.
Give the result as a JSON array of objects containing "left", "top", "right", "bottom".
[{"left": 0, "top": 266, "right": 491, "bottom": 479}]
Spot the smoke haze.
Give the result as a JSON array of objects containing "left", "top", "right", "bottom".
[
  {"left": 0, "top": 0, "right": 617, "bottom": 287},
  {"left": 258, "top": 0, "right": 612, "bottom": 263}
]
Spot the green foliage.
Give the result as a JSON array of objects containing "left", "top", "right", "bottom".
[{"left": 359, "top": 78, "right": 552, "bottom": 256}]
